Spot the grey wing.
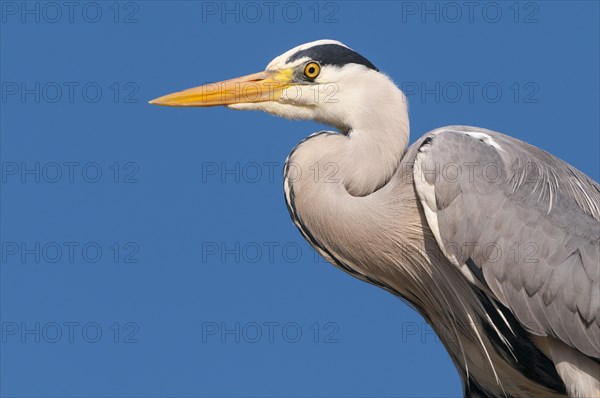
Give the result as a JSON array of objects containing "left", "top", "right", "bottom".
[{"left": 413, "top": 126, "right": 600, "bottom": 359}]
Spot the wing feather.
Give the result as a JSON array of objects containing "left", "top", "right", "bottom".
[{"left": 413, "top": 126, "right": 600, "bottom": 359}]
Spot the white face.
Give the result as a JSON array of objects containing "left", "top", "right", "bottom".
[{"left": 229, "top": 40, "right": 387, "bottom": 130}]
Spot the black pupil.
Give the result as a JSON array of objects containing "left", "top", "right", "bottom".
[{"left": 308, "top": 67, "right": 315, "bottom": 74}]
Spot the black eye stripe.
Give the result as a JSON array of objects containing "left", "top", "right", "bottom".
[{"left": 288, "top": 44, "right": 378, "bottom": 71}]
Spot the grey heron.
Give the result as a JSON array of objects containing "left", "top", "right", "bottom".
[{"left": 150, "top": 40, "right": 600, "bottom": 398}]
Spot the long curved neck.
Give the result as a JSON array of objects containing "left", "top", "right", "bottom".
[{"left": 284, "top": 75, "right": 415, "bottom": 282}]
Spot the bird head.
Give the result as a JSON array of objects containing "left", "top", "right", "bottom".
[{"left": 150, "top": 40, "right": 397, "bottom": 132}]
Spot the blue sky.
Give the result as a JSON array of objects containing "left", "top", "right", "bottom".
[{"left": 1, "top": 1, "right": 599, "bottom": 397}]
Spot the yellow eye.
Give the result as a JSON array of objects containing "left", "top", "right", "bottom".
[{"left": 304, "top": 62, "right": 320, "bottom": 79}]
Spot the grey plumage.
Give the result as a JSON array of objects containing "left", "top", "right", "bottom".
[
  {"left": 414, "top": 127, "right": 599, "bottom": 359},
  {"left": 284, "top": 123, "right": 600, "bottom": 397}
]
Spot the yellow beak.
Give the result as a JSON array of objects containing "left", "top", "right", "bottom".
[{"left": 149, "top": 69, "right": 294, "bottom": 107}]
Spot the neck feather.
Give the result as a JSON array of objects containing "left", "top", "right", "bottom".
[{"left": 339, "top": 74, "right": 409, "bottom": 196}]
